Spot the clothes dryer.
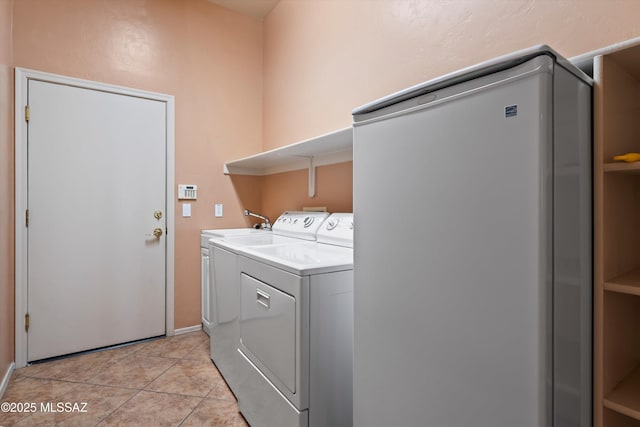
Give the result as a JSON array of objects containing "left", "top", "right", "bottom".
[
  {"left": 234, "top": 213, "right": 354, "bottom": 427},
  {"left": 207, "top": 211, "right": 330, "bottom": 395}
]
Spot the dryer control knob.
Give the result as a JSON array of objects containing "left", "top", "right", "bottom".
[{"left": 326, "top": 218, "right": 339, "bottom": 230}]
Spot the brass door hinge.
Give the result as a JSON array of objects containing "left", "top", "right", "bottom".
[
  {"left": 25, "top": 313, "right": 30, "bottom": 332},
  {"left": 25, "top": 209, "right": 29, "bottom": 227},
  {"left": 25, "top": 105, "right": 30, "bottom": 122}
]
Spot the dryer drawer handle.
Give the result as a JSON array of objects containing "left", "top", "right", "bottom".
[{"left": 256, "top": 288, "right": 271, "bottom": 309}]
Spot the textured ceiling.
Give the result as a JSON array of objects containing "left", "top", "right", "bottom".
[{"left": 207, "top": 0, "right": 279, "bottom": 19}]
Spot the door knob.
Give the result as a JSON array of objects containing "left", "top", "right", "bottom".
[{"left": 146, "top": 228, "right": 163, "bottom": 238}]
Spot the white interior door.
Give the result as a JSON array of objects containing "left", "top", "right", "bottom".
[{"left": 27, "top": 79, "right": 167, "bottom": 362}]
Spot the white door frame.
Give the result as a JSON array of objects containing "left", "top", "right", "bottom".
[{"left": 14, "top": 68, "right": 176, "bottom": 368}]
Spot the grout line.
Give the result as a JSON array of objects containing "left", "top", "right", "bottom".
[
  {"left": 138, "top": 358, "right": 180, "bottom": 390},
  {"left": 176, "top": 395, "right": 206, "bottom": 427},
  {"left": 94, "top": 389, "right": 143, "bottom": 427}
]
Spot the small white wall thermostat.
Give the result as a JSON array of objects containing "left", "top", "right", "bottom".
[{"left": 178, "top": 184, "right": 197, "bottom": 200}]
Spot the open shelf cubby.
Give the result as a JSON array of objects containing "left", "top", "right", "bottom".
[{"left": 595, "top": 40, "right": 640, "bottom": 427}]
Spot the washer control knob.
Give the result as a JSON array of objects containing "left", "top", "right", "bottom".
[
  {"left": 326, "top": 218, "right": 339, "bottom": 230},
  {"left": 303, "top": 216, "right": 315, "bottom": 228}
]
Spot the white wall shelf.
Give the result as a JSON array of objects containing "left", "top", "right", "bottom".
[
  {"left": 223, "top": 127, "right": 352, "bottom": 175},
  {"left": 223, "top": 127, "right": 352, "bottom": 197}
]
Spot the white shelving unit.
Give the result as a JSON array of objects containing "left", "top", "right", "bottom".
[
  {"left": 593, "top": 39, "right": 640, "bottom": 427},
  {"left": 223, "top": 127, "right": 352, "bottom": 197}
]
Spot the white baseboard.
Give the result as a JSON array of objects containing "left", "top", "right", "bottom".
[
  {"left": 0, "top": 362, "right": 15, "bottom": 400},
  {"left": 173, "top": 324, "right": 202, "bottom": 335}
]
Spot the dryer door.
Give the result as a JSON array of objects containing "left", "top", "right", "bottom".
[{"left": 240, "top": 273, "right": 296, "bottom": 393}]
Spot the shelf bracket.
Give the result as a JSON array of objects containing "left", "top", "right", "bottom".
[
  {"left": 308, "top": 156, "right": 316, "bottom": 198},
  {"left": 288, "top": 154, "right": 316, "bottom": 197}
]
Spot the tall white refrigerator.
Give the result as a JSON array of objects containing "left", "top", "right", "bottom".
[{"left": 352, "top": 46, "right": 592, "bottom": 427}]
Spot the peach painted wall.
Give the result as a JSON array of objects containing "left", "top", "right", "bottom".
[
  {"left": 12, "top": 0, "right": 263, "bottom": 329},
  {"left": 5, "top": 0, "right": 640, "bottom": 361},
  {"left": 262, "top": 0, "right": 640, "bottom": 153},
  {"left": 260, "top": 162, "right": 353, "bottom": 222},
  {"left": 0, "top": 0, "right": 14, "bottom": 379}
]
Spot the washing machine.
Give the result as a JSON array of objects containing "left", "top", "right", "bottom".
[
  {"left": 234, "top": 213, "right": 354, "bottom": 427},
  {"left": 207, "top": 211, "right": 330, "bottom": 396},
  {"left": 200, "top": 228, "right": 263, "bottom": 335}
]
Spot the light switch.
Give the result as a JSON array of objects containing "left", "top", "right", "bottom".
[
  {"left": 182, "top": 203, "right": 191, "bottom": 217},
  {"left": 215, "top": 204, "right": 223, "bottom": 217}
]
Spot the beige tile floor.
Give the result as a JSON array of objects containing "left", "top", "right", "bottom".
[{"left": 0, "top": 331, "right": 248, "bottom": 426}]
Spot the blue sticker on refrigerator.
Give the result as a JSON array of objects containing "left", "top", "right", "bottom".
[{"left": 505, "top": 104, "right": 518, "bottom": 118}]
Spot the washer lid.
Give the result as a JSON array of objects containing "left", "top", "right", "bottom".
[
  {"left": 207, "top": 211, "right": 331, "bottom": 252},
  {"left": 202, "top": 228, "right": 263, "bottom": 237},
  {"left": 201, "top": 228, "right": 263, "bottom": 247},
  {"left": 209, "top": 233, "right": 303, "bottom": 253},
  {"left": 239, "top": 242, "right": 353, "bottom": 275}
]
